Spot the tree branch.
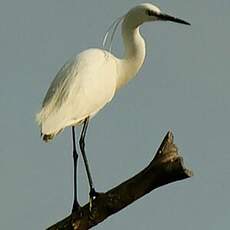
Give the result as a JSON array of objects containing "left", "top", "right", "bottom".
[{"left": 47, "top": 131, "right": 193, "bottom": 230}]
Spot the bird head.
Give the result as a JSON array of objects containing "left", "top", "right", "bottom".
[{"left": 125, "top": 3, "right": 190, "bottom": 28}]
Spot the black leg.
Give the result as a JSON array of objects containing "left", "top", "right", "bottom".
[
  {"left": 71, "top": 126, "right": 81, "bottom": 213},
  {"left": 79, "top": 118, "right": 97, "bottom": 206}
]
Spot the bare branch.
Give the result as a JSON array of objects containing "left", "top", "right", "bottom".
[{"left": 47, "top": 131, "right": 193, "bottom": 230}]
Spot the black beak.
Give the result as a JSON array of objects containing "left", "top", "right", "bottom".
[{"left": 158, "top": 13, "right": 191, "bottom": 25}]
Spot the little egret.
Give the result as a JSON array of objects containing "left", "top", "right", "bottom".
[{"left": 36, "top": 3, "right": 190, "bottom": 213}]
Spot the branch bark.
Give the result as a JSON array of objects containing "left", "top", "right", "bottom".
[{"left": 47, "top": 131, "right": 193, "bottom": 230}]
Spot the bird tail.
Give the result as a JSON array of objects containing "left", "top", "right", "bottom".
[
  {"left": 41, "top": 133, "right": 55, "bottom": 142},
  {"left": 36, "top": 110, "right": 57, "bottom": 142}
]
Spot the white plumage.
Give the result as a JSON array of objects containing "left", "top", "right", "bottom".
[
  {"left": 36, "top": 49, "right": 118, "bottom": 139},
  {"left": 36, "top": 3, "right": 190, "bottom": 141},
  {"left": 36, "top": 3, "right": 190, "bottom": 213}
]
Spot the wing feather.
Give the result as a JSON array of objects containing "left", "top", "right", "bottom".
[
  {"left": 36, "top": 56, "right": 79, "bottom": 125},
  {"left": 42, "top": 57, "right": 78, "bottom": 108},
  {"left": 36, "top": 48, "right": 117, "bottom": 138}
]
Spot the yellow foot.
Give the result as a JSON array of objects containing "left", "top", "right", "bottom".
[{"left": 89, "top": 188, "right": 98, "bottom": 212}]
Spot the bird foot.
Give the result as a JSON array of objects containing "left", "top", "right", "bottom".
[
  {"left": 71, "top": 200, "right": 82, "bottom": 216},
  {"left": 89, "top": 188, "right": 98, "bottom": 212}
]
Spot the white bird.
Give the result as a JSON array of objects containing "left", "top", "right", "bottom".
[{"left": 36, "top": 3, "right": 190, "bottom": 213}]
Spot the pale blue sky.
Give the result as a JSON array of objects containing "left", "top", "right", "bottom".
[{"left": 0, "top": 0, "right": 229, "bottom": 229}]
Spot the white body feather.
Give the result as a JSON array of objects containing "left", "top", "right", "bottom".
[
  {"left": 37, "top": 3, "right": 188, "bottom": 141},
  {"left": 36, "top": 49, "right": 118, "bottom": 137}
]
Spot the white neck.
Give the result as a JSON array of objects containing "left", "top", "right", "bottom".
[{"left": 116, "top": 18, "right": 146, "bottom": 90}]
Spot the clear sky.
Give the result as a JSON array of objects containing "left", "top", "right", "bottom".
[{"left": 0, "top": 0, "right": 229, "bottom": 229}]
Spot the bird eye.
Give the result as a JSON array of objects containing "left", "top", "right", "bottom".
[{"left": 146, "top": 9, "right": 154, "bottom": 16}]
